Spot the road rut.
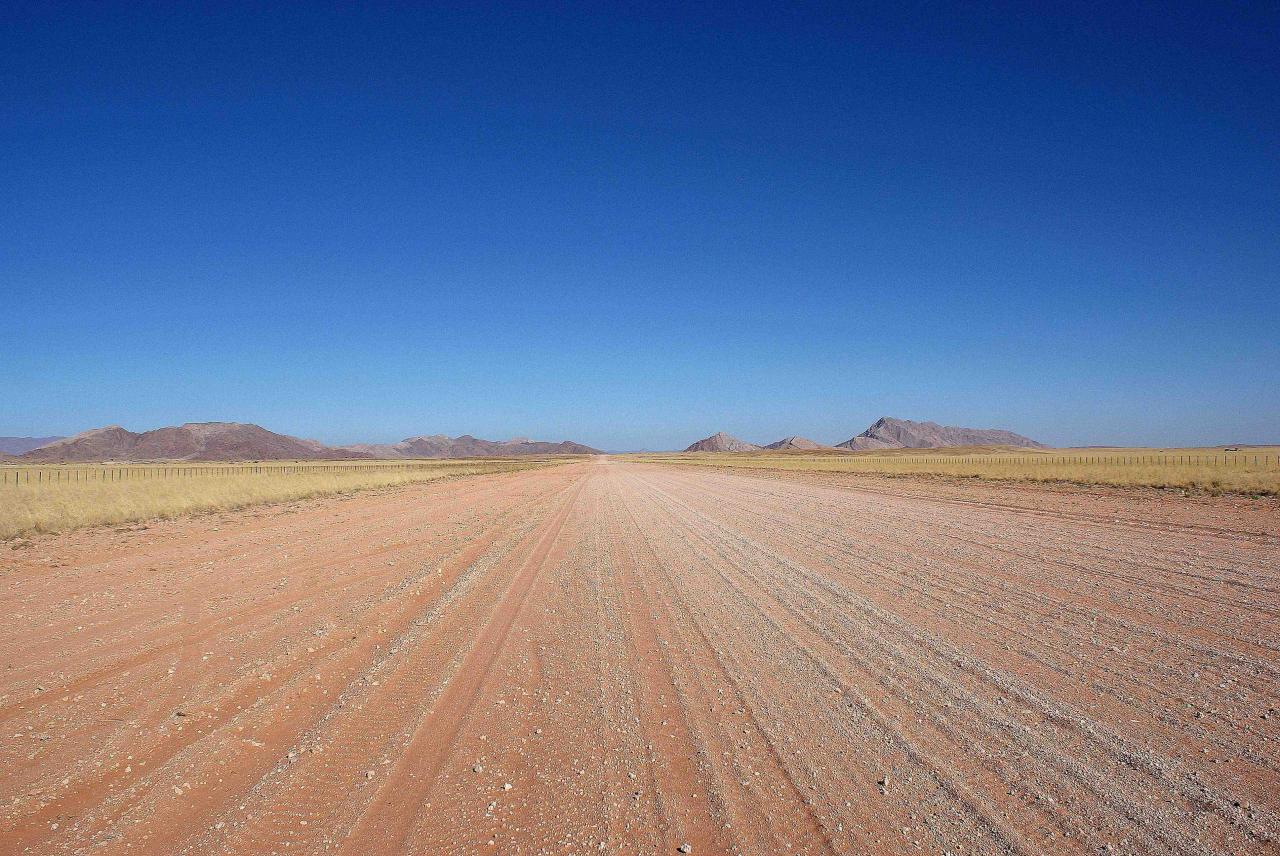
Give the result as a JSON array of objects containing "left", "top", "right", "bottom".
[{"left": 2, "top": 460, "right": 1276, "bottom": 854}]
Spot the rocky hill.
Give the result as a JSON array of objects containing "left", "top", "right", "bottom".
[
  {"left": 20, "top": 423, "right": 369, "bottom": 462},
  {"left": 837, "top": 417, "right": 1044, "bottom": 450},
  {"left": 684, "top": 432, "right": 762, "bottom": 452}
]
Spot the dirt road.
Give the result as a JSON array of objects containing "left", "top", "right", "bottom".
[{"left": 2, "top": 460, "right": 1277, "bottom": 854}]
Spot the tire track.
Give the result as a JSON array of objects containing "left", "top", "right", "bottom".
[
  {"left": 630, "top": 465, "right": 1278, "bottom": 854},
  {"left": 337, "top": 475, "right": 588, "bottom": 853}
]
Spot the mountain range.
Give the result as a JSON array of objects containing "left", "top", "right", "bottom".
[
  {"left": 19, "top": 423, "right": 370, "bottom": 462},
  {"left": 6, "top": 416, "right": 1042, "bottom": 461},
  {"left": 684, "top": 417, "right": 1044, "bottom": 453},
  {"left": 0, "top": 436, "right": 65, "bottom": 455},
  {"left": 339, "top": 435, "right": 600, "bottom": 458},
  {"left": 14, "top": 423, "right": 601, "bottom": 462}
]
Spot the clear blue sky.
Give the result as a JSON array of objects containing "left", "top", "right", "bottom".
[{"left": 3, "top": 2, "right": 1276, "bottom": 450}]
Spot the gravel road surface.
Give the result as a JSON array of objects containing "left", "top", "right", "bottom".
[{"left": 2, "top": 460, "right": 1276, "bottom": 854}]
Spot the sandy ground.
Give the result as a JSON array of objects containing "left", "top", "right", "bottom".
[{"left": 1, "top": 459, "right": 1277, "bottom": 855}]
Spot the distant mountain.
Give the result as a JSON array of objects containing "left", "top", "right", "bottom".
[
  {"left": 341, "top": 434, "right": 601, "bottom": 459},
  {"left": 0, "top": 436, "right": 64, "bottom": 455},
  {"left": 763, "top": 436, "right": 832, "bottom": 451},
  {"left": 837, "top": 434, "right": 902, "bottom": 451},
  {"left": 684, "top": 432, "right": 762, "bottom": 452},
  {"left": 20, "top": 423, "right": 370, "bottom": 462},
  {"left": 837, "top": 417, "right": 1045, "bottom": 450}
]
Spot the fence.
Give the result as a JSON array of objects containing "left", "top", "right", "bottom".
[
  {"left": 826, "top": 454, "right": 1277, "bottom": 468},
  {"left": 678, "top": 452, "right": 1280, "bottom": 473},
  {"left": 0, "top": 460, "right": 527, "bottom": 486}
]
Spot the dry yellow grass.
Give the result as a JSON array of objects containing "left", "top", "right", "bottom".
[
  {"left": 0, "top": 459, "right": 563, "bottom": 539},
  {"left": 629, "top": 446, "right": 1280, "bottom": 495}
]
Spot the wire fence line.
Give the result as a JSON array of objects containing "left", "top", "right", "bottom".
[
  {"left": 814, "top": 454, "right": 1277, "bottom": 467},
  {"left": 689, "top": 453, "right": 1279, "bottom": 472},
  {"left": 0, "top": 459, "right": 539, "bottom": 486},
  {"left": 3, "top": 454, "right": 1276, "bottom": 487}
]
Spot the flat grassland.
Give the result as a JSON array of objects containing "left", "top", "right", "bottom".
[
  {"left": 1, "top": 459, "right": 1276, "bottom": 855},
  {"left": 0, "top": 458, "right": 566, "bottom": 539},
  {"left": 630, "top": 445, "right": 1280, "bottom": 495}
]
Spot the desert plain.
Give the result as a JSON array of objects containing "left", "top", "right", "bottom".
[{"left": 1, "top": 457, "right": 1278, "bottom": 855}]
